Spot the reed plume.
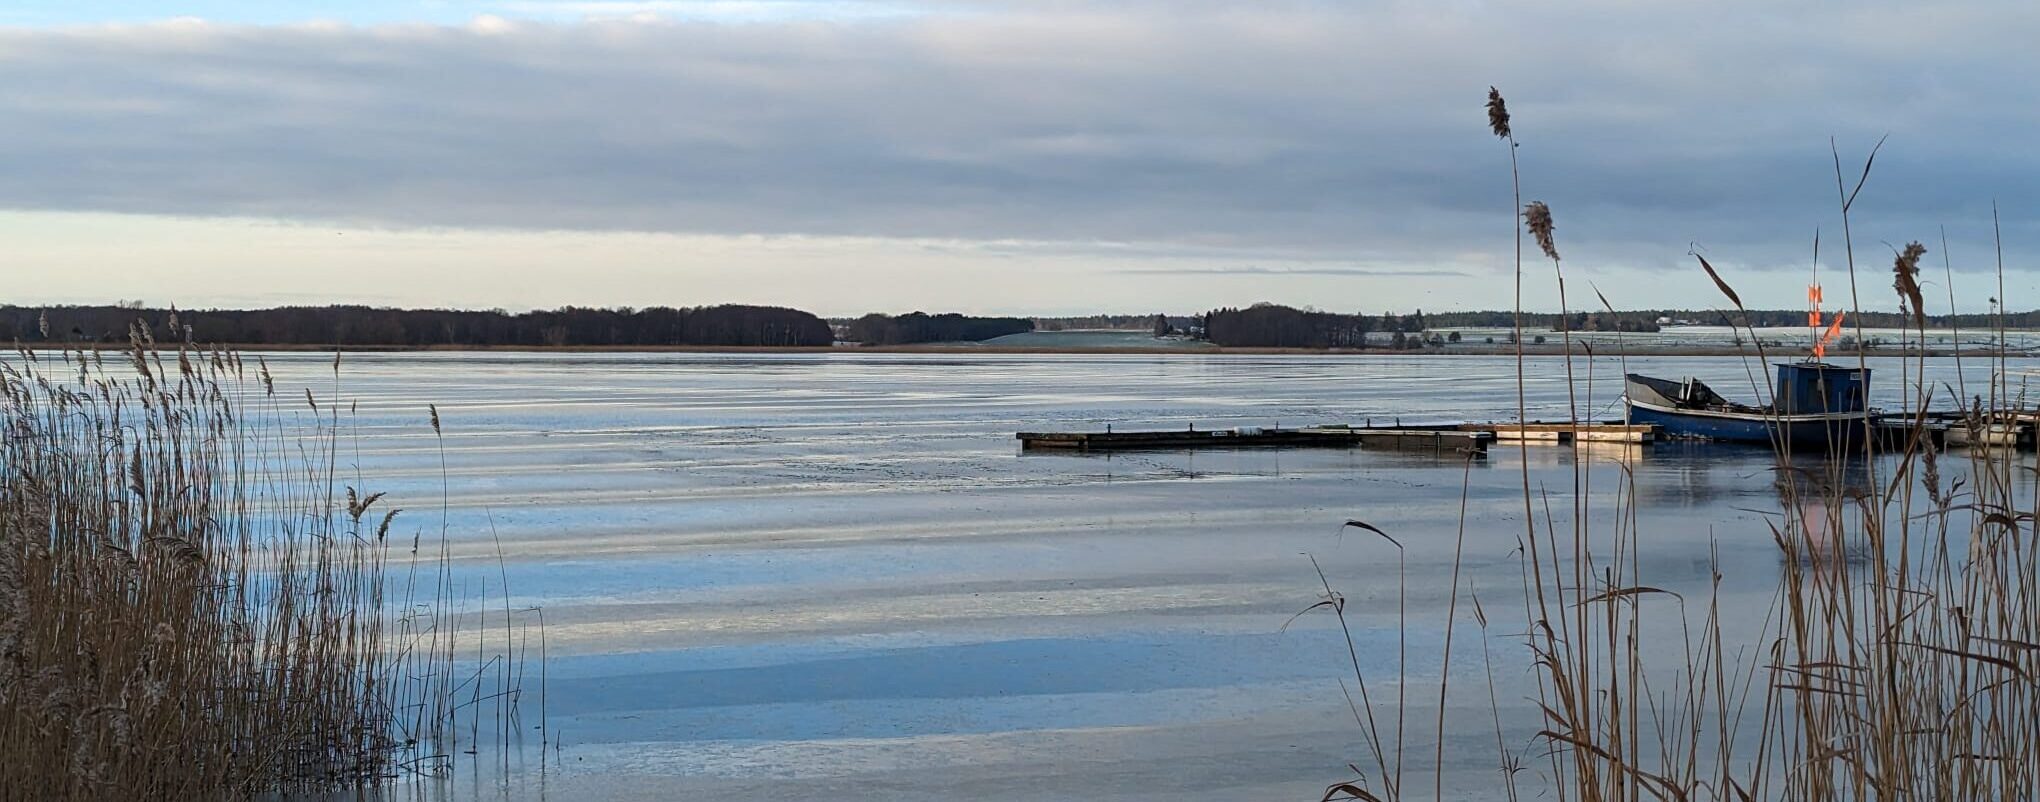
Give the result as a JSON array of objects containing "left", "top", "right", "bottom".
[
  {"left": 1523, "top": 201, "right": 1557, "bottom": 261},
  {"left": 1893, "top": 240, "right": 1928, "bottom": 327},
  {"left": 1486, "top": 87, "right": 1511, "bottom": 139},
  {"left": 1319, "top": 90, "right": 2040, "bottom": 802}
]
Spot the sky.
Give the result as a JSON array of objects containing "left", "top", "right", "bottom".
[{"left": 5, "top": 0, "right": 2039, "bottom": 316}]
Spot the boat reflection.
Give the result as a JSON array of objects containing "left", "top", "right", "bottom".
[{"left": 1772, "top": 453, "right": 1876, "bottom": 565}]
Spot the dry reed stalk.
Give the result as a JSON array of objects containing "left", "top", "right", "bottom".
[
  {"left": 0, "top": 334, "right": 536, "bottom": 800},
  {"left": 1525, "top": 149, "right": 2040, "bottom": 801},
  {"left": 1321, "top": 106, "right": 2040, "bottom": 802}
]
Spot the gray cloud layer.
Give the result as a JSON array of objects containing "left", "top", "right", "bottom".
[{"left": 1, "top": 1, "right": 2036, "bottom": 273}]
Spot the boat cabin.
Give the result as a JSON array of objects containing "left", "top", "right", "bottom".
[{"left": 1773, "top": 362, "right": 1869, "bottom": 416}]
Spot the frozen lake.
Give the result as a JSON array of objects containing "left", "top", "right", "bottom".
[{"left": 236, "top": 351, "right": 2030, "bottom": 801}]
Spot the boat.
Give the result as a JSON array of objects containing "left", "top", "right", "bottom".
[{"left": 1624, "top": 362, "right": 1874, "bottom": 449}]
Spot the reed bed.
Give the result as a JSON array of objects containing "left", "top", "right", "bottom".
[
  {"left": 1319, "top": 91, "right": 2040, "bottom": 802},
  {"left": 0, "top": 330, "right": 534, "bottom": 800}
]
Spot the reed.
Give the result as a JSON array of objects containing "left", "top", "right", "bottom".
[
  {"left": 1313, "top": 92, "right": 2040, "bottom": 802},
  {"left": 0, "top": 331, "right": 533, "bottom": 799}
]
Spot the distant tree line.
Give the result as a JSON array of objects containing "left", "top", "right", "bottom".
[
  {"left": 843, "top": 312, "right": 1034, "bottom": 345},
  {"left": 1033, "top": 314, "right": 1174, "bottom": 331},
  {"left": 1055, "top": 308, "right": 2040, "bottom": 334},
  {"left": 1201, "top": 304, "right": 1463, "bottom": 348},
  {"left": 1423, "top": 309, "right": 2040, "bottom": 331},
  {"left": 1202, "top": 304, "right": 1376, "bottom": 348},
  {"left": 1198, "top": 304, "right": 2040, "bottom": 348},
  {"left": 1672, "top": 308, "right": 2040, "bottom": 329},
  {"left": 1420, "top": 310, "right": 1662, "bottom": 331},
  {"left": 17, "top": 302, "right": 2032, "bottom": 351},
  {"left": 1555, "top": 312, "right": 1663, "bottom": 332},
  {"left": 4, "top": 304, "right": 834, "bottom": 347}
]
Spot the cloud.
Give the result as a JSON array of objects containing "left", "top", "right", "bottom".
[
  {"left": 467, "top": 14, "right": 518, "bottom": 33},
  {"left": 495, "top": 1, "right": 927, "bottom": 23},
  {"left": 0, "top": 0, "right": 2035, "bottom": 278}
]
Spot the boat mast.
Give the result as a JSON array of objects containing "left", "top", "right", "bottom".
[
  {"left": 1809, "top": 282, "right": 1823, "bottom": 360},
  {"left": 1808, "top": 246, "right": 1844, "bottom": 361},
  {"left": 1808, "top": 237, "right": 1819, "bottom": 360}
]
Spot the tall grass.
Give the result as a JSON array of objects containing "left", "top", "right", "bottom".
[
  {"left": 0, "top": 331, "right": 534, "bottom": 799},
  {"left": 1318, "top": 91, "right": 2040, "bottom": 801}
]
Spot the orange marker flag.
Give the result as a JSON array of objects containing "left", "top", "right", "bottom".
[{"left": 1814, "top": 310, "right": 1845, "bottom": 359}]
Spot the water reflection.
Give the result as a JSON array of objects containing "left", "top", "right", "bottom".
[
  {"left": 167, "top": 352, "right": 2039, "bottom": 801},
  {"left": 1767, "top": 450, "right": 1876, "bottom": 564}
]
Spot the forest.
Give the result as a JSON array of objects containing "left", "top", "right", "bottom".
[
  {"left": 1423, "top": 308, "right": 2040, "bottom": 330},
  {"left": 3, "top": 304, "right": 835, "bottom": 347},
  {"left": 12, "top": 302, "right": 2036, "bottom": 351},
  {"left": 1033, "top": 314, "right": 1178, "bottom": 331},
  {"left": 1196, "top": 302, "right": 2040, "bottom": 348},
  {"left": 1201, "top": 304, "right": 1386, "bottom": 348},
  {"left": 842, "top": 312, "right": 1035, "bottom": 344}
]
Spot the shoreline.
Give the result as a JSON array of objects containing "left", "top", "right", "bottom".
[{"left": 15, "top": 342, "right": 2031, "bottom": 358}]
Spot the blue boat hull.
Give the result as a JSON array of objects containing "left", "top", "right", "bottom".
[{"left": 1626, "top": 401, "right": 1871, "bottom": 449}]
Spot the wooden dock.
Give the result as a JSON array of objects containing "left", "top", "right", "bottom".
[
  {"left": 1016, "top": 424, "right": 1493, "bottom": 456},
  {"left": 1017, "top": 415, "right": 2040, "bottom": 454},
  {"left": 1459, "top": 421, "right": 1658, "bottom": 444},
  {"left": 1944, "top": 423, "right": 2026, "bottom": 448}
]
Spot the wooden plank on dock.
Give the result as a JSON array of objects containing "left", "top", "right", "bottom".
[
  {"left": 1459, "top": 422, "right": 1657, "bottom": 444},
  {"left": 1016, "top": 425, "right": 1491, "bottom": 455}
]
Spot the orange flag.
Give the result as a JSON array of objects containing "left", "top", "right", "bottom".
[{"left": 1814, "top": 310, "right": 1845, "bottom": 359}]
